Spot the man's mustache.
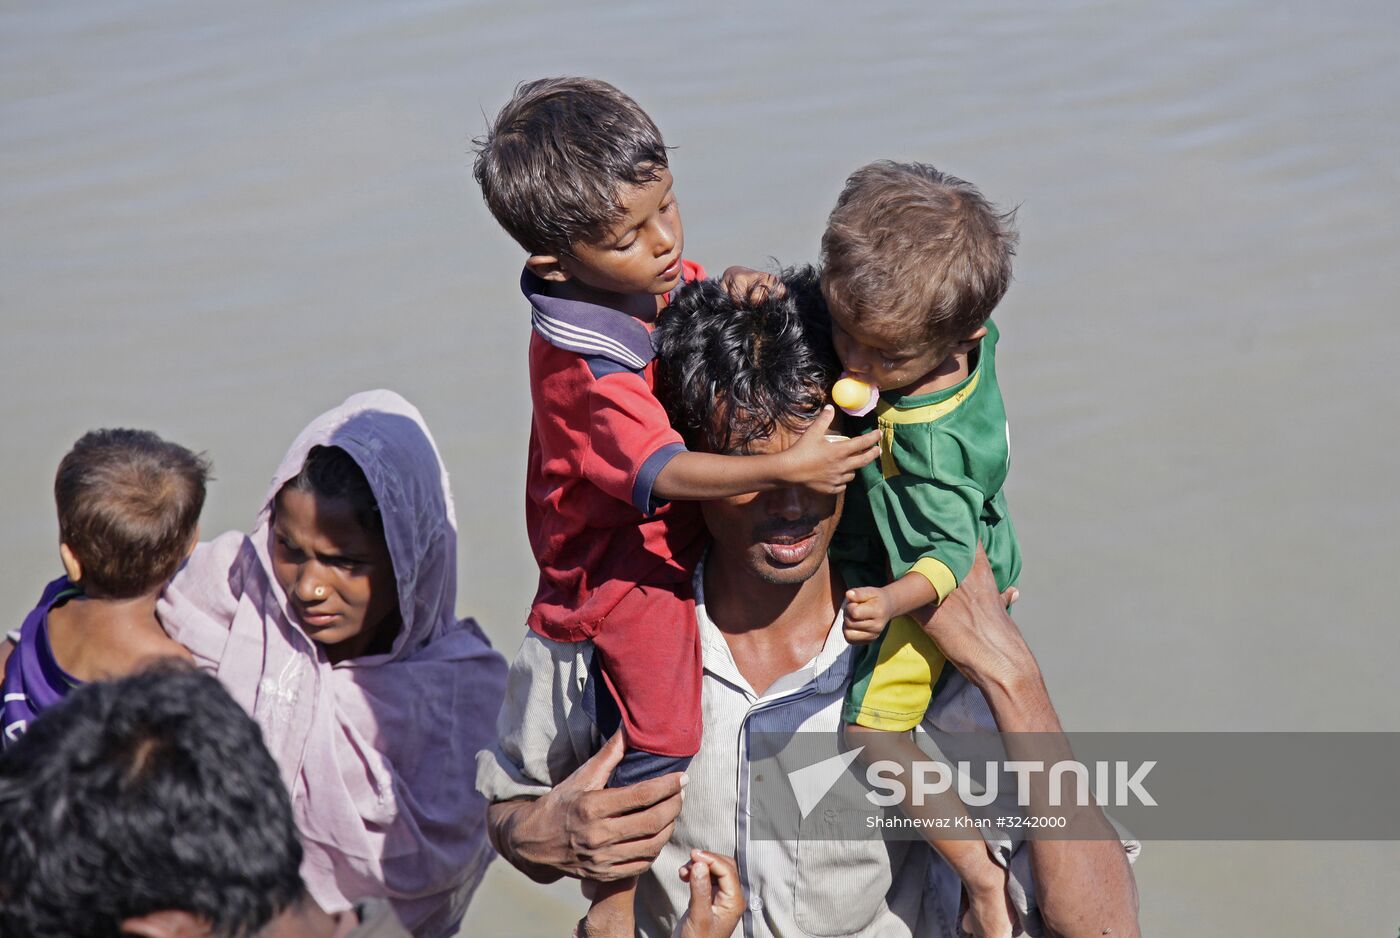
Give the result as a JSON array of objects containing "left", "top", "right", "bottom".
[{"left": 753, "top": 517, "right": 822, "bottom": 541}]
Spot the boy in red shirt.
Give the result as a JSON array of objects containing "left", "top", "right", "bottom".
[{"left": 475, "top": 78, "right": 879, "bottom": 933}]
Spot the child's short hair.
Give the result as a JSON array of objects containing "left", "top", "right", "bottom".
[
  {"left": 55, "top": 429, "right": 210, "bottom": 598},
  {"left": 821, "top": 160, "right": 1018, "bottom": 351},
  {"left": 473, "top": 76, "right": 669, "bottom": 256}
]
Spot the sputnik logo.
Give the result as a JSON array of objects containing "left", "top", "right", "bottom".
[{"left": 785, "top": 746, "right": 865, "bottom": 817}]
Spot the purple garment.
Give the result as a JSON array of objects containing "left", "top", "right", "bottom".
[
  {"left": 158, "top": 390, "right": 508, "bottom": 938},
  {"left": 2, "top": 577, "right": 83, "bottom": 749}
]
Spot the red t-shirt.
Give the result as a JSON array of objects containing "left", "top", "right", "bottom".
[{"left": 522, "top": 261, "right": 707, "bottom": 641}]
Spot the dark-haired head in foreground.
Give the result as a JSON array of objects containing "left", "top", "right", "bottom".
[
  {"left": 655, "top": 266, "right": 847, "bottom": 586},
  {"left": 0, "top": 665, "right": 302, "bottom": 938}
]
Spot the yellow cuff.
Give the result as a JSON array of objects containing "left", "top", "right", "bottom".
[{"left": 909, "top": 557, "right": 958, "bottom": 604}]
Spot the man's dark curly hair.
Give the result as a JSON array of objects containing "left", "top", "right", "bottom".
[
  {"left": 654, "top": 266, "right": 840, "bottom": 454},
  {"left": 0, "top": 665, "right": 304, "bottom": 938}
]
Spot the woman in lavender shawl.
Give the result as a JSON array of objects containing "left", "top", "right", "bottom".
[{"left": 159, "top": 390, "right": 507, "bottom": 938}]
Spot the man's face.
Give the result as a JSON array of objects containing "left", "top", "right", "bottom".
[{"left": 700, "top": 419, "right": 844, "bottom": 585}]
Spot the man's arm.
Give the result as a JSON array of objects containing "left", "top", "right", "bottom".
[
  {"left": 478, "top": 634, "right": 685, "bottom": 885},
  {"left": 918, "top": 549, "right": 1141, "bottom": 938},
  {"left": 487, "top": 732, "right": 685, "bottom": 884}
]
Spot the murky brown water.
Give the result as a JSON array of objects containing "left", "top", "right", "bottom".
[{"left": 3, "top": 1, "right": 1397, "bottom": 933}]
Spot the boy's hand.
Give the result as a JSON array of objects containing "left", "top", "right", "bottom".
[
  {"left": 843, "top": 586, "right": 893, "bottom": 643},
  {"left": 780, "top": 406, "right": 881, "bottom": 494},
  {"left": 678, "top": 850, "right": 746, "bottom": 938},
  {"left": 721, "top": 265, "right": 785, "bottom": 304}
]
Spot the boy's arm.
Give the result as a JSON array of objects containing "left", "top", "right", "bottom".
[
  {"left": 842, "top": 570, "right": 940, "bottom": 643},
  {"left": 843, "top": 436, "right": 988, "bottom": 639},
  {"left": 677, "top": 851, "right": 746, "bottom": 938},
  {"left": 653, "top": 406, "right": 880, "bottom": 500},
  {"left": 878, "top": 470, "right": 985, "bottom": 598},
  {"left": 585, "top": 369, "right": 878, "bottom": 509}
]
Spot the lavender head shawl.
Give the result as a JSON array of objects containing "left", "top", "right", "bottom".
[{"left": 159, "top": 390, "right": 507, "bottom": 938}]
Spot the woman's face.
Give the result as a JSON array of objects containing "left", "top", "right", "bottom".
[{"left": 270, "top": 487, "right": 399, "bottom": 663}]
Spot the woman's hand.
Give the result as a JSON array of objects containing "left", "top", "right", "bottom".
[
  {"left": 678, "top": 850, "right": 746, "bottom": 938},
  {"left": 488, "top": 733, "right": 685, "bottom": 883}
]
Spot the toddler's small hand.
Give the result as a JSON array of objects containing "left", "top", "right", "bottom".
[
  {"left": 721, "top": 265, "right": 785, "bottom": 304},
  {"left": 843, "top": 587, "right": 893, "bottom": 643},
  {"left": 678, "top": 850, "right": 746, "bottom": 938}
]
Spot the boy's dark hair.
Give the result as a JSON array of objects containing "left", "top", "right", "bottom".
[
  {"left": 820, "top": 160, "right": 1018, "bottom": 352},
  {"left": 655, "top": 266, "right": 840, "bottom": 454},
  {"left": 0, "top": 664, "right": 304, "bottom": 938},
  {"left": 473, "top": 76, "right": 669, "bottom": 256},
  {"left": 55, "top": 429, "right": 210, "bottom": 599},
  {"left": 278, "top": 445, "right": 382, "bottom": 536}
]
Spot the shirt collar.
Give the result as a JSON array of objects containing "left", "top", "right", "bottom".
[
  {"left": 521, "top": 268, "right": 656, "bottom": 370},
  {"left": 694, "top": 554, "right": 853, "bottom": 699}
]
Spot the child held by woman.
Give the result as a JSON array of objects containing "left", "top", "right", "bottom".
[{"left": 1, "top": 429, "right": 206, "bottom": 747}]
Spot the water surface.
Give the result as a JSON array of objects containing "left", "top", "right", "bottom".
[{"left": 3, "top": 2, "right": 1397, "bottom": 933}]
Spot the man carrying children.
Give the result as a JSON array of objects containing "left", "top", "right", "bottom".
[{"left": 476, "top": 273, "right": 1140, "bottom": 938}]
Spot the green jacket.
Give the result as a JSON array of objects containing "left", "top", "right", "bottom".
[{"left": 833, "top": 320, "right": 1022, "bottom": 599}]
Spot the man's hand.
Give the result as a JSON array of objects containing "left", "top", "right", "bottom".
[
  {"left": 721, "top": 265, "right": 785, "bottom": 304},
  {"left": 918, "top": 550, "right": 1142, "bottom": 936},
  {"left": 778, "top": 406, "right": 881, "bottom": 494},
  {"left": 842, "top": 586, "right": 893, "bottom": 643},
  {"left": 489, "top": 732, "right": 686, "bottom": 883},
  {"left": 915, "top": 547, "right": 1035, "bottom": 697},
  {"left": 678, "top": 850, "right": 746, "bottom": 938},
  {"left": 960, "top": 865, "right": 1020, "bottom": 938}
]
